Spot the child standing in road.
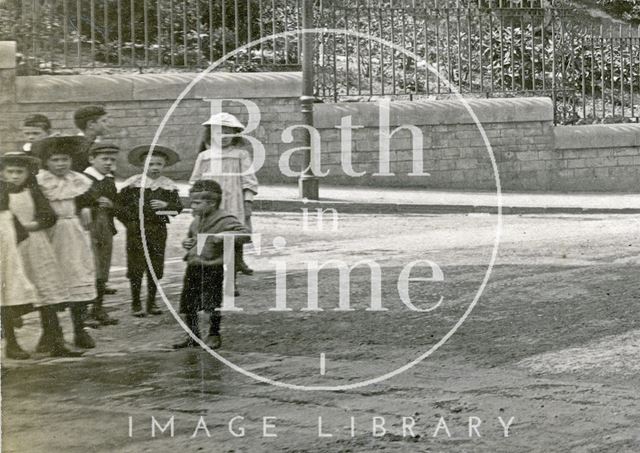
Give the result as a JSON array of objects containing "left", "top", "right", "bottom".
[
  {"left": 84, "top": 143, "right": 121, "bottom": 326},
  {"left": 116, "top": 145, "right": 183, "bottom": 317},
  {"left": 33, "top": 136, "right": 98, "bottom": 350},
  {"left": 2, "top": 151, "right": 82, "bottom": 358},
  {"left": 190, "top": 112, "right": 258, "bottom": 277},
  {"left": 173, "top": 180, "right": 250, "bottom": 350},
  {"left": 0, "top": 178, "right": 38, "bottom": 359}
]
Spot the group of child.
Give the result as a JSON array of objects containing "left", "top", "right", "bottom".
[{"left": 1, "top": 106, "right": 258, "bottom": 358}]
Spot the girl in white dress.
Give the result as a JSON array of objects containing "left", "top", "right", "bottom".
[
  {"left": 2, "top": 152, "right": 82, "bottom": 357},
  {"left": 33, "top": 136, "right": 98, "bottom": 350},
  {"left": 0, "top": 178, "right": 38, "bottom": 359}
]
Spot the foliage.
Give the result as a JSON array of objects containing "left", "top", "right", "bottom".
[
  {"left": 0, "top": 0, "right": 299, "bottom": 69},
  {"left": 316, "top": 1, "right": 638, "bottom": 122},
  {"left": 595, "top": 0, "right": 640, "bottom": 24},
  {"left": 1, "top": 0, "right": 637, "bottom": 122}
]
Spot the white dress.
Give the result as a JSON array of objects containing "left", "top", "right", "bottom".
[
  {"left": 189, "top": 144, "right": 258, "bottom": 225},
  {"left": 37, "top": 170, "right": 97, "bottom": 302},
  {"left": 9, "top": 189, "right": 70, "bottom": 307},
  {"left": 0, "top": 210, "right": 38, "bottom": 308}
]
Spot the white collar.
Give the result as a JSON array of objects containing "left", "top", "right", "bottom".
[
  {"left": 84, "top": 166, "right": 112, "bottom": 181},
  {"left": 121, "top": 174, "right": 177, "bottom": 191},
  {"left": 37, "top": 170, "right": 93, "bottom": 200}
]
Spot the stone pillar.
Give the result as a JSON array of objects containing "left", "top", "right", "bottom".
[
  {"left": 0, "top": 41, "right": 16, "bottom": 104},
  {"left": 0, "top": 41, "right": 17, "bottom": 151}
]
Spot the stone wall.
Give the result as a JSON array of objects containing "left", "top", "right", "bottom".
[
  {"left": 312, "top": 98, "right": 555, "bottom": 191},
  {"left": 0, "top": 41, "right": 303, "bottom": 181},
  {"left": 312, "top": 99, "right": 640, "bottom": 192},
  {"left": 553, "top": 124, "right": 640, "bottom": 192}
]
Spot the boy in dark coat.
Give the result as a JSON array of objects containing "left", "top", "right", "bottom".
[
  {"left": 173, "top": 180, "right": 250, "bottom": 350},
  {"left": 115, "top": 145, "right": 183, "bottom": 317},
  {"left": 84, "top": 143, "right": 120, "bottom": 325},
  {"left": 73, "top": 105, "right": 110, "bottom": 172}
]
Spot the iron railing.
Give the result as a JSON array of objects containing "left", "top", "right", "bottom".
[
  {"left": 3, "top": 0, "right": 640, "bottom": 123},
  {"left": 8, "top": 0, "right": 302, "bottom": 70},
  {"left": 315, "top": 0, "right": 640, "bottom": 123}
]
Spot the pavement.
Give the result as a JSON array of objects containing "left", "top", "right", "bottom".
[{"left": 174, "top": 182, "right": 640, "bottom": 214}]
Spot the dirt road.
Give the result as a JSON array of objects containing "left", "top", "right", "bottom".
[{"left": 2, "top": 212, "right": 639, "bottom": 452}]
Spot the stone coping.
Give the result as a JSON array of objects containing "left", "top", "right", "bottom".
[
  {"left": 313, "top": 97, "right": 554, "bottom": 127},
  {"left": 555, "top": 123, "right": 640, "bottom": 149},
  {"left": 15, "top": 71, "right": 302, "bottom": 103}
]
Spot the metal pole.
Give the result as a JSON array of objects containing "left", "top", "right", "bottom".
[{"left": 299, "top": 0, "right": 319, "bottom": 200}]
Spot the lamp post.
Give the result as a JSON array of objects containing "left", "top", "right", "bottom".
[{"left": 298, "top": 0, "right": 319, "bottom": 200}]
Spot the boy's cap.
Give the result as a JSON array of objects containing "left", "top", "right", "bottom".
[
  {"left": 202, "top": 112, "right": 245, "bottom": 130},
  {"left": 74, "top": 105, "right": 107, "bottom": 123},
  {"left": 190, "top": 180, "right": 222, "bottom": 200},
  {"left": 31, "top": 136, "right": 90, "bottom": 161},
  {"left": 0, "top": 151, "right": 41, "bottom": 172},
  {"left": 23, "top": 114, "right": 51, "bottom": 130},
  {"left": 127, "top": 144, "right": 180, "bottom": 167},
  {"left": 89, "top": 143, "right": 120, "bottom": 156}
]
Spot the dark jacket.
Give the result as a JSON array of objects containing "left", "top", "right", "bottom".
[
  {"left": 115, "top": 185, "right": 183, "bottom": 228},
  {"left": 84, "top": 171, "right": 118, "bottom": 235},
  {"left": 26, "top": 183, "right": 58, "bottom": 231},
  {"left": 184, "top": 208, "right": 250, "bottom": 265},
  {"left": 0, "top": 180, "right": 56, "bottom": 243}
]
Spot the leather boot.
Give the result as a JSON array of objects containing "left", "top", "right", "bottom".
[
  {"left": 173, "top": 314, "right": 200, "bottom": 349},
  {"left": 130, "top": 276, "right": 145, "bottom": 317},
  {"left": 6, "top": 342, "right": 30, "bottom": 360},
  {"left": 90, "top": 280, "right": 119, "bottom": 326},
  {"left": 146, "top": 279, "right": 162, "bottom": 315},
  {"left": 205, "top": 310, "right": 222, "bottom": 349},
  {"left": 2, "top": 312, "right": 29, "bottom": 360},
  {"left": 36, "top": 307, "right": 63, "bottom": 353},
  {"left": 205, "top": 335, "right": 221, "bottom": 349},
  {"left": 235, "top": 245, "right": 254, "bottom": 275},
  {"left": 71, "top": 305, "right": 96, "bottom": 349},
  {"left": 49, "top": 331, "right": 84, "bottom": 358}
]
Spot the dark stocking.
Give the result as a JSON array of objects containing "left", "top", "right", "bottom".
[
  {"left": 70, "top": 305, "right": 95, "bottom": 348},
  {"left": 130, "top": 275, "right": 142, "bottom": 312},
  {"left": 2, "top": 309, "right": 29, "bottom": 359},
  {"left": 36, "top": 307, "right": 63, "bottom": 352},
  {"left": 1, "top": 310, "right": 18, "bottom": 347},
  {"left": 187, "top": 313, "right": 200, "bottom": 339},
  {"left": 209, "top": 310, "right": 221, "bottom": 337},
  {"left": 146, "top": 277, "right": 158, "bottom": 309}
]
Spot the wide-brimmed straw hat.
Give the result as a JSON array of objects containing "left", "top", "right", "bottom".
[
  {"left": 127, "top": 144, "right": 180, "bottom": 167},
  {"left": 0, "top": 151, "right": 41, "bottom": 173},
  {"left": 31, "top": 136, "right": 90, "bottom": 162},
  {"left": 201, "top": 112, "right": 245, "bottom": 130}
]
